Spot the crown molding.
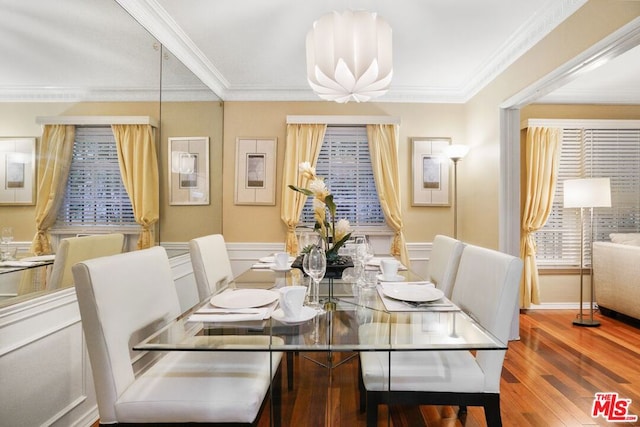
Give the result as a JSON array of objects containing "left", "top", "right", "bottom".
[
  {"left": 115, "top": 0, "right": 229, "bottom": 99},
  {"left": 503, "top": 16, "right": 640, "bottom": 108},
  {"left": 461, "top": 0, "right": 588, "bottom": 102},
  {"left": 0, "top": 86, "right": 217, "bottom": 103},
  {"left": 117, "top": 0, "right": 589, "bottom": 103}
]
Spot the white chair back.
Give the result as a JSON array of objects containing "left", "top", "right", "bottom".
[
  {"left": 189, "top": 234, "right": 234, "bottom": 301},
  {"left": 451, "top": 244, "right": 523, "bottom": 392},
  {"left": 428, "top": 234, "right": 465, "bottom": 298},
  {"left": 47, "top": 233, "right": 125, "bottom": 290},
  {"left": 73, "top": 246, "right": 182, "bottom": 423}
]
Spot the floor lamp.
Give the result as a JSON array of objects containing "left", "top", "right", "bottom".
[
  {"left": 563, "top": 177, "right": 611, "bottom": 327},
  {"left": 444, "top": 144, "right": 470, "bottom": 239}
]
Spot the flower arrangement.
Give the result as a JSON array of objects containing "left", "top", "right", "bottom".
[{"left": 289, "top": 162, "right": 352, "bottom": 262}]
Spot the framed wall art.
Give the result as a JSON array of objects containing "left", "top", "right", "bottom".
[
  {"left": 0, "top": 137, "right": 36, "bottom": 205},
  {"left": 235, "top": 137, "right": 277, "bottom": 205},
  {"left": 168, "top": 136, "right": 210, "bottom": 205},
  {"left": 411, "top": 137, "right": 451, "bottom": 206}
]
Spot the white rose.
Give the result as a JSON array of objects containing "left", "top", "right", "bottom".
[
  {"left": 299, "top": 162, "right": 316, "bottom": 180},
  {"left": 309, "top": 178, "right": 329, "bottom": 201},
  {"left": 334, "top": 219, "right": 351, "bottom": 241}
]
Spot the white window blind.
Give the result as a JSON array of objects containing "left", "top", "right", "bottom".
[
  {"left": 57, "top": 126, "right": 136, "bottom": 226},
  {"left": 300, "top": 126, "right": 385, "bottom": 227},
  {"left": 536, "top": 127, "right": 640, "bottom": 267}
]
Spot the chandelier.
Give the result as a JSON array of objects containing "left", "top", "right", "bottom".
[{"left": 306, "top": 10, "right": 393, "bottom": 103}]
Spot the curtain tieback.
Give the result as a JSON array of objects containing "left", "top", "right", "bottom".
[{"left": 524, "top": 234, "right": 537, "bottom": 256}]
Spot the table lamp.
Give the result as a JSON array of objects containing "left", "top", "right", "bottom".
[{"left": 563, "top": 177, "right": 611, "bottom": 327}]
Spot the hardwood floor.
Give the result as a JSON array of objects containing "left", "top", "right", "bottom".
[{"left": 264, "top": 310, "right": 640, "bottom": 427}]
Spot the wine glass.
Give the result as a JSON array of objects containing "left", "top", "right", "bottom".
[
  {"left": 1, "top": 227, "right": 13, "bottom": 261},
  {"left": 303, "top": 245, "right": 326, "bottom": 312},
  {"left": 354, "top": 235, "right": 373, "bottom": 286},
  {"left": 297, "top": 230, "right": 314, "bottom": 256},
  {"left": 1, "top": 227, "right": 13, "bottom": 244}
]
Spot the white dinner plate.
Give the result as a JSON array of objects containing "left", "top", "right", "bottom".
[
  {"left": 381, "top": 284, "right": 444, "bottom": 303},
  {"left": 21, "top": 254, "right": 56, "bottom": 262},
  {"left": 211, "top": 289, "right": 279, "bottom": 309},
  {"left": 259, "top": 255, "right": 296, "bottom": 264},
  {"left": 377, "top": 274, "right": 405, "bottom": 282},
  {"left": 271, "top": 306, "right": 316, "bottom": 324}
]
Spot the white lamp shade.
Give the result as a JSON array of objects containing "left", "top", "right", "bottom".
[
  {"left": 444, "top": 144, "right": 470, "bottom": 161},
  {"left": 563, "top": 178, "right": 611, "bottom": 208},
  {"left": 306, "top": 10, "right": 392, "bottom": 103}
]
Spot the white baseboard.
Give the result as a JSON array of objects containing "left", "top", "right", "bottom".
[{"left": 526, "top": 302, "right": 598, "bottom": 310}]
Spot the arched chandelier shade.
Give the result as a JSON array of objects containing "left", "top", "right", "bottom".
[{"left": 306, "top": 10, "right": 393, "bottom": 103}]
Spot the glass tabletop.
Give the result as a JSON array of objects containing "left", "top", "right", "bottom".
[
  {"left": 0, "top": 256, "right": 54, "bottom": 275},
  {"left": 133, "top": 267, "right": 506, "bottom": 353}
]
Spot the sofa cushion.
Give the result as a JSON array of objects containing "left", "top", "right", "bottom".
[{"left": 609, "top": 233, "right": 640, "bottom": 246}]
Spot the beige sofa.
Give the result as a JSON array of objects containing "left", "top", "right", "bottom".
[{"left": 593, "top": 233, "right": 640, "bottom": 321}]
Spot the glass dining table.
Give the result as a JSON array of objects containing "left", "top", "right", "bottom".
[
  {"left": 133, "top": 263, "right": 506, "bottom": 425},
  {"left": 0, "top": 255, "right": 55, "bottom": 306}
]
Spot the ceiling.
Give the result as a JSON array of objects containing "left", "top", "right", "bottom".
[{"left": 2, "top": 0, "right": 639, "bottom": 104}]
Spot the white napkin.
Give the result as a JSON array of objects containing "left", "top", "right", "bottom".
[
  {"left": 188, "top": 301, "right": 278, "bottom": 322},
  {"left": 376, "top": 285, "right": 457, "bottom": 312},
  {"left": 251, "top": 262, "right": 292, "bottom": 270},
  {"left": 251, "top": 263, "right": 275, "bottom": 269},
  {"left": 188, "top": 310, "right": 266, "bottom": 323},
  {"left": 378, "top": 280, "right": 434, "bottom": 286},
  {"left": 21, "top": 255, "right": 55, "bottom": 262},
  {"left": 0, "top": 261, "right": 37, "bottom": 267}
]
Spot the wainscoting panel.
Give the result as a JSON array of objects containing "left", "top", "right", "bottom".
[
  {"left": 0, "top": 252, "right": 200, "bottom": 427},
  {"left": 170, "top": 253, "right": 199, "bottom": 312},
  {"left": 0, "top": 288, "right": 97, "bottom": 427}
]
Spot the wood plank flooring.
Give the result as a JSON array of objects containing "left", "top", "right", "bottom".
[{"left": 263, "top": 310, "right": 640, "bottom": 427}]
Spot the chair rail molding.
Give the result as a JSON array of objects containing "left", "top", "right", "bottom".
[{"left": 0, "top": 287, "right": 98, "bottom": 427}]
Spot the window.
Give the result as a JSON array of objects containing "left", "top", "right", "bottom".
[
  {"left": 299, "top": 126, "right": 386, "bottom": 228},
  {"left": 536, "top": 126, "right": 640, "bottom": 267},
  {"left": 57, "top": 126, "right": 136, "bottom": 227}
]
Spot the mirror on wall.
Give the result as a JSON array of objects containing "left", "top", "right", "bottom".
[
  {"left": 0, "top": 0, "right": 223, "bottom": 306},
  {"left": 158, "top": 48, "right": 223, "bottom": 254}
]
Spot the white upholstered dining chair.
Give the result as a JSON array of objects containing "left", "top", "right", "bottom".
[
  {"left": 359, "top": 244, "right": 523, "bottom": 427},
  {"left": 73, "top": 246, "right": 282, "bottom": 425},
  {"left": 189, "top": 234, "right": 234, "bottom": 301},
  {"left": 428, "top": 234, "right": 465, "bottom": 298},
  {"left": 189, "top": 234, "right": 297, "bottom": 391},
  {"left": 46, "top": 233, "right": 125, "bottom": 291}
]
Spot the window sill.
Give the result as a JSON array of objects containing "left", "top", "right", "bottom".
[
  {"left": 296, "top": 225, "right": 392, "bottom": 236},
  {"left": 50, "top": 225, "right": 141, "bottom": 236},
  {"left": 538, "top": 267, "right": 592, "bottom": 275}
]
